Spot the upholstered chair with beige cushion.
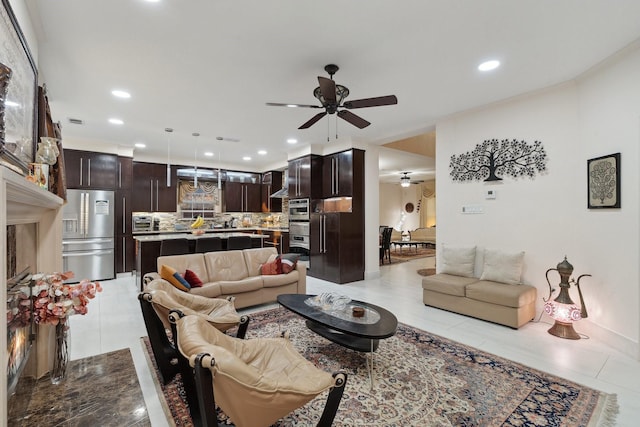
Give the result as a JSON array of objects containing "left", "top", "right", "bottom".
[
  {"left": 138, "top": 280, "right": 249, "bottom": 384},
  {"left": 171, "top": 313, "right": 347, "bottom": 427}
]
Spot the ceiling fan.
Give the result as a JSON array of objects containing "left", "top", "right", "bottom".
[
  {"left": 266, "top": 64, "right": 397, "bottom": 129},
  {"left": 400, "top": 172, "right": 424, "bottom": 187}
]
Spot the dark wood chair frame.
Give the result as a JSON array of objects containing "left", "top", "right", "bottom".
[
  {"left": 169, "top": 310, "right": 347, "bottom": 427},
  {"left": 379, "top": 227, "right": 393, "bottom": 264},
  {"left": 137, "top": 293, "right": 250, "bottom": 385}
]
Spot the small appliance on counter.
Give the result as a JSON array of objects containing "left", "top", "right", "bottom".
[{"left": 132, "top": 215, "right": 153, "bottom": 232}]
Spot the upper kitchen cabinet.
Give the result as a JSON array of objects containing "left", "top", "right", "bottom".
[
  {"left": 322, "top": 149, "right": 364, "bottom": 198},
  {"left": 132, "top": 162, "right": 177, "bottom": 212},
  {"left": 288, "top": 155, "right": 322, "bottom": 199},
  {"left": 117, "top": 156, "right": 133, "bottom": 190},
  {"left": 64, "top": 149, "right": 117, "bottom": 189},
  {"left": 225, "top": 181, "right": 261, "bottom": 212},
  {"left": 261, "top": 170, "right": 282, "bottom": 213}
]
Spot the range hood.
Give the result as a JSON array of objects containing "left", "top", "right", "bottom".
[
  {"left": 270, "top": 169, "right": 288, "bottom": 198},
  {"left": 270, "top": 186, "right": 288, "bottom": 198}
]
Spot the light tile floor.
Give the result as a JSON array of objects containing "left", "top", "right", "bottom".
[{"left": 70, "top": 257, "right": 640, "bottom": 426}]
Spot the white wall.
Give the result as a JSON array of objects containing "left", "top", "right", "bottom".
[
  {"left": 379, "top": 183, "right": 422, "bottom": 231},
  {"left": 436, "top": 45, "right": 640, "bottom": 358}
]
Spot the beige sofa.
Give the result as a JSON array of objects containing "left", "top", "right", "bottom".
[
  {"left": 422, "top": 246, "right": 537, "bottom": 329},
  {"left": 409, "top": 227, "right": 436, "bottom": 246},
  {"left": 144, "top": 247, "right": 306, "bottom": 309}
]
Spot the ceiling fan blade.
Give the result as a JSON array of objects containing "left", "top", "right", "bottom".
[
  {"left": 337, "top": 110, "right": 371, "bottom": 129},
  {"left": 266, "top": 102, "right": 322, "bottom": 108},
  {"left": 343, "top": 95, "right": 398, "bottom": 109},
  {"left": 317, "top": 76, "right": 336, "bottom": 103},
  {"left": 299, "top": 111, "right": 327, "bottom": 129}
]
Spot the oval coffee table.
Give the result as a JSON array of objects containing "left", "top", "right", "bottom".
[{"left": 277, "top": 294, "right": 398, "bottom": 388}]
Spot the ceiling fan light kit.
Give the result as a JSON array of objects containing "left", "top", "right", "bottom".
[
  {"left": 401, "top": 172, "right": 411, "bottom": 187},
  {"left": 267, "top": 64, "right": 397, "bottom": 130}
]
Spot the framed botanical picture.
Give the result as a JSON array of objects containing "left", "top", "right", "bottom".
[
  {"left": 0, "top": 0, "right": 38, "bottom": 173},
  {"left": 587, "top": 152, "right": 620, "bottom": 209}
]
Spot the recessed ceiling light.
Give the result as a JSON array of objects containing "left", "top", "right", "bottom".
[
  {"left": 286, "top": 104, "right": 298, "bottom": 108},
  {"left": 478, "top": 60, "right": 500, "bottom": 71},
  {"left": 204, "top": 152, "right": 214, "bottom": 157},
  {"left": 134, "top": 142, "right": 146, "bottom": 148},
  {"left": 4, "top": 100, "right": 19, "bottom": 107},
  {"left": 144, "top": 0, "right": 161, "bottom": 3},
  {"left": 257, "top": 150, "right": 267, "bottom": 155},
  {"left": 287, "top": 138, "right": 298, "bottom": 144},
  {"left": 111, "top": 90, "right": 131, "bottom": 99},
  {"left": 108, "top": 118, "right": 124, "bottom": 125},
  {"left": 242, "top": 156, "right": 251, "bottom": 161}
]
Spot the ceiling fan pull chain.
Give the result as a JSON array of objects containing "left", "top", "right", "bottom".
[
  {"left": 335, "top": 115, "right": 339, "bottom": 140},
  {"left": 327, "top": 117, "right": 330, "bottom": 142}
]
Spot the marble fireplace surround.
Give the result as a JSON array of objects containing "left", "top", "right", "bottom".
[{"left": 1, "top": 168, "right": 63, "bottom": 427}]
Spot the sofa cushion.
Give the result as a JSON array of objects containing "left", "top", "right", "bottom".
[
  {"left": 441, "top": 245, "right": 476, "bottom": 277},
  {"left": 421, "top": 273, "right": 478, "bottom": 297},
  {"left": 218, "top": 277, "right": 263, "bottom": 294},
  {"left": 189, "top": 283, "right": 223, "bottom": 298},
  {"left": 158, "top": 253, "right": 209, "bottom": 283},
  {"left": 479, "top": 248, "right": 525, "bottom": 285},
  {"left": 204, "top": 250, "right": 249, "bottom": 282},
  {"left": 466, "top": 280, "right": 537, "bottom": 308},
  {"left": 262, "top": 271, "right": 299, "bottom": 288},
  {"left": 160, "top": 264, "right": 191, "bottom": 292},
  {"left": 260, "top": 258, "right": 281, "bottom": 275},
  {"left": 243, "top": 247, "right": 279, "bottom": 276},
  {"left": 184, "top": 269, "right": 203, "bottom": 287},
  {"left": 279, "top": 253, "right": 300, "bottom": 274}
]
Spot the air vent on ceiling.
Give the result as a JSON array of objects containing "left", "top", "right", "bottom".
[{"left": 68, "top": 118, "right": 84, "bottom": 125}]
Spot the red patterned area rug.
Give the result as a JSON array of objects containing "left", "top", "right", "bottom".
[
  {"left": 388, "top": 246, "right": 436, "bottom": 264},
  {"left": 142, "top": 307, "right": 618, "bottom": 427}
]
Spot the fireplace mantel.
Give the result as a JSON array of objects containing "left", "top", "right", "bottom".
[{"left": 1, "top": 167, "right": 64, "bottom": 427}]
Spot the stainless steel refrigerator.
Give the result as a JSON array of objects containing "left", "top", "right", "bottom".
[{"left": 62, "top": 189, "right": 115, "bottom": 283}]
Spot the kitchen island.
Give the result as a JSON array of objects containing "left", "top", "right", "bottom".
[{"left": 134, "top": 232, "right": 269, "bottom": 290}]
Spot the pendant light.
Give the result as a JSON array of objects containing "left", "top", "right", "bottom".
[
  {"left": 165, "top": 128, "right": 173, "bottom": 186},
  {"left": 192, "top": 132, "right": 200, "bottom": 187},
  {"left": 400, "top": 172, "right": 411, "bottom": 187}
]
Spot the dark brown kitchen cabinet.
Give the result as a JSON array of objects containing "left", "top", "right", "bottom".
[
  {"left": 261, "top": 171, "right": 282, "bottom": 212},
  {"left": 288, "top": 155, "right": 322, "bottom": 199},
  {"left": 115, "top": 189, "right": 133, "bottom": 236},
  {"left": 132, "top": 162, "right": 177, "bottom": 212},
  {"left": 64, "top": 149, "right": 117, "bottom": 189},
  {"left": 117, "top": 156, "right": 133, "bottom": 190},
  {"left": 115, "top": 188, "right": 134, "bottom": 273},
  {"left": 322, "top": 149, "right": 364, "bottom": 198},
  {"left": 115, "top": 234, "right": 135, "bottom": 273},
  {"left": 259, "top": 229, "right": 289, "bottom": 254},
  {"left": 225, "top": 182, "right": 261, "bottom": 212},
  {"left": 309, "top": 212, "right": 364, "bottom": 284}
]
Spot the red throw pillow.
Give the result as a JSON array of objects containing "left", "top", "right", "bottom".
[
  {"left": 260, "top": 258, "right": 281, "bottom": 275},
  {"left": 183, "top": 269, "right": 203, "bottom": 288}
]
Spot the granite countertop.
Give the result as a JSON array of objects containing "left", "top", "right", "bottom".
[
  {"left": 133, "top": 227, "right": 288, "bottom": 235},
  {"left": 134, "top": 232, "right": 270, "bottom": 242}
]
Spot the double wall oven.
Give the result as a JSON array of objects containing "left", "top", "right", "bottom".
[{"left": 288, "top": 198, "right": 309, "bottom": 258}]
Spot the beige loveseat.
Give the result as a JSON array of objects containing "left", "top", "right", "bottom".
[
  {"left": 409, "top": 227, "right": 436, "bottom": 246},
  {"left": 144, "top": 247, "right": 306, "bottom": 309},
  {"left": 422, "top": 246, "right": 537, "bottom": 329}
]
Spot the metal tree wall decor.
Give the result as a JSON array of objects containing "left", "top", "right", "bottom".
[{"left": 449, "top": 138, "right": 547, "bottom": 182}]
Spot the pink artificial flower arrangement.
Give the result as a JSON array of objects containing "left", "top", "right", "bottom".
[{"left": 30, "top": 271, "right": 103, "bottom": 326}]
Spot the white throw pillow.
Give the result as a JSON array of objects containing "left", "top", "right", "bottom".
[
  {"left": 480, "top": 248, "right": 525, "bottom": 285},
  {"left": 441, "top": 245, "right": 476, "bottom": 277}
]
